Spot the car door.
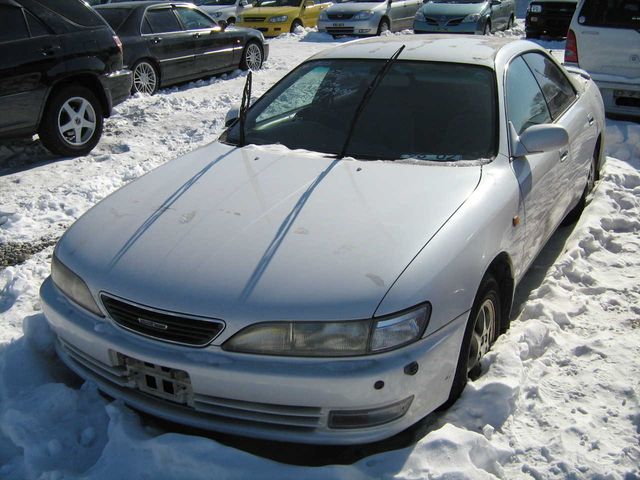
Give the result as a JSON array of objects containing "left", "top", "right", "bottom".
[
  {"left": 301, "top": 0, "right": 322, "bottom": 27},
  {"left": 506, "top": 55, "right": 567, "bottom": 268},
  {"left": 403, "top": 0, "right": 422, "bottom": 26},
  {"left": 142, "top": 6, "right": 196, "bottom": 83},
  {"left": 174, "top": 6, "right": 235, "bottom": 73},
  {"left": 0, "top": 1, "right": 61, "bottom": 135}
]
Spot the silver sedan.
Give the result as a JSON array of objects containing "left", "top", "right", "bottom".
[{"left": 41, "top": 36, "right": 605, "bottom": 444}]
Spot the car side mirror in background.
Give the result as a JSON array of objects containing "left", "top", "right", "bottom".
[
  {"left": 225, "top": 106, "right": 240, "bottom": 127},
  {"left": 510, "top": 122, "right": 569, "bottom": 158}
]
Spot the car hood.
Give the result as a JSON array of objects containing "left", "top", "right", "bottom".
[
  {"left": 420, "top": 1, "right": 487, "bottom": 16},
  {"left": 57, "top": 143, "right": 481, "bottom": 324},
  {"left": 326, "top": 2, "right": 387, "bottom": 13},
  {"left": 242, "top": 6, "right": 300, "bottom": 15}
]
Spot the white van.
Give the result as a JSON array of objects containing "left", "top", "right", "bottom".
[{"left": 565, "top": 0, "right": 640, "bottom": 118}]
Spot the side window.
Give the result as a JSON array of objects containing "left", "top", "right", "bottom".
[
  {"left": 175, "top": 7, "right": 215, "bottom": 29},
  {"left": 506, "top": 56, "right": 551, "bottom": 135},
  {"left": 523, "top": 53, "right": 576, "bottom": 119},
  {"left": 0, "top": 6, "right": 30, "bottom": 43},
  {"left": 25, "top": 11, "right": 50, "bottom": 37},
  {"left": 144, "top": 9, "right": 182, "bottom": 33},
  {"left": 33, "top": 0, "right": 105, "bottom": 27}
]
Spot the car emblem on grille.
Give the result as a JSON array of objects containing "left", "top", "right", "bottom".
[{"left": 138, "top": 317, "right": 169, "bottom": 330}]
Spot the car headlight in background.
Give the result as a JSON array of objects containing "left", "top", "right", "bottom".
[
  {"left": 415, "top": 10, "right": 426, "bottom": 21},
  {"left": 462, "top": 13, "right": 481, "bottom": 23},
  {"left": 528, "top": 4, "right": 542, "bottom": 12},
  {"left": 223, "top": 304, "right": 430, "bottom": 356},
  {"left": 353, "top": 10, "right": 374, "bottom": 20},
  {"left": 268, "top": 15, "right": 288, "bottom": 22},
  {"left": 51, "top": 253, "right": 103, "bottom": 317}
]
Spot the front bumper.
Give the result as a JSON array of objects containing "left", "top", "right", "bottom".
[
  {"left": 589, "top": 75, "right": 640, "bottom": 118},
  {"left": 317, "top": 18, "right": 380, "bottom": 36},
  {"left": 40, "top": 277, "right": 466, "bottom": 445},
  {"left": 237, "top": 21, "right": 290, "bottom": 37},
  {"left": 413, "top": 19, "right": 482, "bottom": 34},
  {"left": 99, "top": 69, "right": 132, "bottom": 115}
]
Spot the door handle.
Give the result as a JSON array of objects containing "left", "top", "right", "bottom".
[
  {"left": 39, "top": 45, "right": 60, "bottom": 56},
  {"left": 560, "top": 150, "right": 569, "bottom": 162},
  {"left": 587, "top": 114, "right": 595, "bottom": 126},
  {"left": 193, "top": 32, "right": 201, "bottom": 38},
  {"left": 152, "top": 36, "right": 162, "bottom": 44}
]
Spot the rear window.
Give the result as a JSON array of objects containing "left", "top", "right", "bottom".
[
  {"left": 578, "top": 0, "right": 640, "bottom": 29},
  {"left": 96, "top": 8, "right": 132, "bottom": 31},
  {"left": 33, "top": 0, "right": 106, "bottom": 27}
]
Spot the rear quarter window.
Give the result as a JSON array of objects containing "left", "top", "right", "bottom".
[
  {"left": 96, "top": 8, "right": 133, "bottom": 32},
  {"left": 578, "top": 0, "right": 640, "bottom": 29},
  {"left": 33, "top": 0, "right": 107, "bottom": 27}
]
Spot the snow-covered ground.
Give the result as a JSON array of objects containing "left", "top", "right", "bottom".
[{"left": 1, "top": 26, "right": 639, "bottom": 479}]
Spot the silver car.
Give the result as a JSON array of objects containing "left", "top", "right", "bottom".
[
  {"left": 317, "top": 0, "right": 422, "bottom": 36},
  {"left": 41, "top": 36, "right": 604, "bottom": 445}
]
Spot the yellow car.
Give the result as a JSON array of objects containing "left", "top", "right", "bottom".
[{"left": 237, "top": 0, "right": 332, "bottom": 37}]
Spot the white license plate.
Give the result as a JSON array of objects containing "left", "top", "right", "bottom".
[
  {"left": 333, "top": 23, "right": 345, "bottom": 27},
  {"left": 118, "top": 353, "right": 193, "bottom": 404}
]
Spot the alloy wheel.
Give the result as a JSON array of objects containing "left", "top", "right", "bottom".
[
  {"left": 57, "top": 97, "right": 97, "bottom": 147},
  {"left": 467, "top": 298, "right": 496, "bottom": 373},
  {"left": 245, "top": 43, "right": 263, "bottom": 71},
  {"left": 133, "top": 61, "right": 158, "bottom": 95}
]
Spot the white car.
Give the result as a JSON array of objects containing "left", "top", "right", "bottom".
[
  {"left": 317, "top": 0, "right": 422, "bottom": 36},
  {"left": 565, "top": 0, "right": 640, "bottom": 118},
  {"left": 41, "top": 36, "right": 604, "bottom": 445},
  {"left": 195, "top": 0, "right": 253, "bottom": 24}
]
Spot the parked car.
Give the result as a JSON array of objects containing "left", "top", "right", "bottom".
[
  {"left": 195, "top": 0, "right": 253, "bottom": 26},
  {"left": 414, "top": 0, "right": 515, "bottom": 34},
  {"left": 525, "top": 0, "right": 577, "bottom": 38},
  {"left": 236, "top": 0, "right": 332, "bottom": 37},
  {"left": 317, "top": 0, "right": 421, "bottom": 36},
  {"left": 0, "top": 0, "right": 132, "bottom": 156},
  {"left": 41, "top": 35, "right": 605, "bottom": 445},
  {"left": 565, "top": 0, "right": 640, "bottom": 118},
  {"left": 94, "top": 1, "right": 268, "bottom": 95}
]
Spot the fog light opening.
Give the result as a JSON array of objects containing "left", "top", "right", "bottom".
[{"left": 328, "top": 396, "right": 413, "bottom": 429}]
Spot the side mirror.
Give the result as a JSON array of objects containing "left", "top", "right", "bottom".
[
  {"left": 225, "top": 106, "right": 240, "bottom": 127},
  {"left": 510, "top": 122, "right": 569, "bottom": 157},
  {"left": 490, "top": 0, "right": 501, "bottom": 5},
  {"left": 388, "top": 0, "right": 392, "bottom": 4}
]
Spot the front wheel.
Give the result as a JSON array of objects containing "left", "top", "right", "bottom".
[
  {"left": 439, "top": 274, "right": 501, "bottom": 410},
  {"left": 290, "top": 19, "right": 303, "bottom": 33},
  {"left": 38, "top": 85, "right": 104, "bottom": 157},
  {"left": 377, "top": 18, "right": 390, "bottom": 35},
  {"left": 240, "top": 41, "right": 264, "bottom": 71},
  {"left": 483, "top": 19, "right": 492, "bottom": 35},
  {"left": 505, "top": 15, "right": 514, "bottom": 30}
]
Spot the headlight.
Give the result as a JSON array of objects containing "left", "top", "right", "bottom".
[
  {"left": 268, "top": 15, "right": 288, "bottom": 22},
  {"left": 51, "top": 253, "right": 103, "bottom": 317},
  {"left": 223, "top": 304, "right": 430, "bottom": 356},
  {"left": 462, "top": 13, "right": 481, "bottom": 23},
  {"left": 528, "top": 4, "right": 542, "bottom": 12},
  {"left": 415, "top": 10, "right": 425, "bottom": 21},
  {"left": 353, "top": 10, "right": 374, "bottom": 20}
]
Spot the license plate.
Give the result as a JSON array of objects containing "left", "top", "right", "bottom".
[
  {"left": 614, "top": 89, "right": 640, "bottom": 99},
  {"left": 333, "top": 23, "right": 344, "bottom": 27},
  {"left": 117, "top": 353, "right": 193, "bottom": 405}
]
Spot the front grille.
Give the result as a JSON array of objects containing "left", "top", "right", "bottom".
[
  {"left": 243, "top": 16, "right": 266, "bottom": 22},
  {"left": 101, "top": 294, "right": 224, "bottom": 347},
  {"left": 326, "top": 26, "right": 355, "bottom": 34},
  {"left": 424, "top": 17, "right": 439, "bottom": 25},
  {"left": 327, "top": 13, "right": 354, "bottom": 20},
  {"left": 446, "top": 17, "right": 464, "bottom": 26}
]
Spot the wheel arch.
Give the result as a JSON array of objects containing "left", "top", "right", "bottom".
[{"left": 483, "top": 252, "right": 515, "bottom": 333}]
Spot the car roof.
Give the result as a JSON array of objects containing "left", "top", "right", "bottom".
[{"left": 309, "top": 35, "right": 525, "bottom": 68}]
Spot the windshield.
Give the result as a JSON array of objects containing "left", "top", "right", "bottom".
[
  {"left": 223, "top": 59, "right": 497, "bottom": 161},
  {"left": 578, "top": 0, "right": 640, "bottom": 29},
  {"left": 255, "top": 0, "right": 301, "bottom": 7},
  {"left": 196, "top": 0, "right": 237, "bottom": 6}
]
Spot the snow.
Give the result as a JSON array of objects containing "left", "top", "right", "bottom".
[{"left": 1, "top": 27, "right": 640, "bottom": 480}]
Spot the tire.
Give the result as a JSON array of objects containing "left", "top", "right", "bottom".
[
  {"left": 562, "top": 144, "right": 598, "bottom": 225},
  {"left": 240, "top": 41, "right": 264, "bottom": 71},
  {"left": 132, "top": 60, "right": 159, "bottom": 95},
  {"left": 290, "top": 19, "right": 303, "bottom": 33},
  {"left": 483, "top": 19, "right": 491, "bottom": 35},
  {"left": 227, "top": 17, "right": 236, "bottom": 24},
  {"left": 377, "top": 18, "right": 390, "bottom": 35},
  {"left": 38, "top": 85, "right": 104, "bottom": 157},
  {"left": 505, "top": 15, "right": 514, "bottom": 31},
  {"left": 439, "top": 274, "right": 501, "bottom": 410}
]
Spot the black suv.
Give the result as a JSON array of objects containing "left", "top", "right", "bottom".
[
  {"left": 525, "top": 0, "right": 578, "bottom": 38},
  {"left": 0, "top": 0, "right": 132, "bottom": 156}
]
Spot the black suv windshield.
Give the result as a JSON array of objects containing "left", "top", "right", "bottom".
[
  {"left": 223, "top": 59, "right": 497, "bottom": 161},
  {"left": 578, "top": 0, "right": 640, "bottom": 29}
]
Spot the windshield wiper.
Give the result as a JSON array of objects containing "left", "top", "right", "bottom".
[
  {"left": 337, "top": 44, "right": 405, "bottom": 160},
  {"left": 239, "top": 71, "right": 252, "bottom": 148}
]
